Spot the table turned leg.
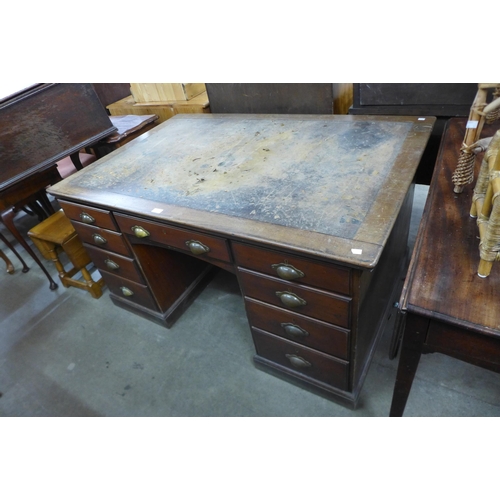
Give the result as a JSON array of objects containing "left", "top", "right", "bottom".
[
  {"left": 389, "top": 314, "right": 430, "bottom": 416},
  {"left": 0, "top": 208, "right": 58, "bottom": 289}
]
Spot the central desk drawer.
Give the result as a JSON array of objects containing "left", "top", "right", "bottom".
[
  {"left": 114, "top": 214, "right": 232, "bottom": 263},
  {"left": 233, "top": 241, "right": 351, "bottom": 296},
  {"left": 252, "top": 328, "right": 349, "bottom": 390},
  {"left": 245, "top": 297, "right": 350, "bottom": 359},
  {"left": 72, "top": 221, "right": 132, "bottom": 256},
  {"left": 239, "top": 269, "right": 351, "bottom": 328}
]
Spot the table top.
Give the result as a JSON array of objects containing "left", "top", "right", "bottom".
[
  {"left": 403, "top": 118, "right": 500, "bottom": 337},
  {"left": 48, "top": 114, "right": 434, "bottom": 268}
]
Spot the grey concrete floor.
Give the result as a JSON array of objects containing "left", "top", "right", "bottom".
[{"left": 1, "top": 184, "right": 500, "bottom": 417}]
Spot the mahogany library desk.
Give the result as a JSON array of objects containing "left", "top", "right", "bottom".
[
  {"left": 48, "top": 114, "right": 434, "bottom": 408},
  {"left": 390, "top": 118, "right": 500, "bottom": 417}
]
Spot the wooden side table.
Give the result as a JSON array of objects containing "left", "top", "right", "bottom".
[{"left": 390, "top": 118, "right": 500, "bottom": 417}]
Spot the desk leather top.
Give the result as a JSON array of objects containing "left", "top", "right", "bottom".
[
  {"left": 403, "top": 118, "right": 500, "bottom": 336},
  {"left": 48, "top": 114, "right": 434, "bottom": 267}
]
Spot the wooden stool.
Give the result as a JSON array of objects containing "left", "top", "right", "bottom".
[{"left": 28, "top": 210, "right": 104, "bottom": 298}]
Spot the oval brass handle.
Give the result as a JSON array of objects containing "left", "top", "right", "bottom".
[
  {"left": 281, "top": 322, "right": 309, "bottom": 338},
  {"left": 271, "top": 263, "right": 305, "bottom": 281},
  {"left": 132, "top": 225, "right": 150, "bottom": 238},
  {"left": 79, "top": 212, "right": 95, "bottom": 224},
  {"left": 286, "top": 354, "right": 311, "bottom": 369},
  {"left": 92, "top": 234, "right": 107, "bottom": 245},
  {"left": 120, "top": 286, "right": 134, "bottom": 297},
  {"left": 105, "top": 259, "right": 120, "bottom": 271},
  {"left": 185, "top": 240, "right": 210, "bottom": 255},
  {"left": 276, "top": 291, "right": 307, "bottom": 308}
]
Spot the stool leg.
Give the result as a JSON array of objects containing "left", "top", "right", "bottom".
[
  {"left": 80, "top": 267, "right": 104, "bottom": 299},
  {"left": 1, "top": 208, "right": 58, "bottom": 289}
]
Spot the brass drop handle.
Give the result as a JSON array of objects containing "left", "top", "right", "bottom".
[
  {"left": 286, "top": 354, "right": 311, "bottom": 369},
  {"left": 131, "top": 225, "right": 150, "bottom": 238},
  {"left": 276, "top": 291, "right": 307, "bottom": 308},
  {"left": 92, "top": 234, "right": 107, "bottom": 245},
  {"left": 271, "top": 263, "right": 305, "bottom": 281},
  {"left": 79, "top": 212, "right": 95, "bottom": 224},
  {"left": 185, "top": 240, "right": 210, "bottom": 255},
  {"left": 105, "top": 259, "right": 120, "bottom": 271},
  {"left": 120, "top": 286, "right": 134, "bottom": 297},
  {"left": 281, "top": 322, "right": 309, "bottom": 338}
]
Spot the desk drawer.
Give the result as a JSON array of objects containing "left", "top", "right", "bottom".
[
  {"left": 252, "top": 328, "right": 349, "bottom": 391},
  {"left": 72, "top": 221, "right": 132, "bottom": 256},
  {"left": 239, "top": 269, "right": 351, "bottom": 328},
  {"left": 100, "top": 270, "right": 158, "bottom": 311},
  {"left": 59, "top": 200, "right": 118, "bottom": 231},
  {"left": 245, "top": 298, "right": 350, "bottom": 359},
  {"left": 83, "top": 244, "right": 145, "bottom": 284},
  {"left": 114, "top": 214, "right": 232, "bottom": 264},
  {"left": 233, "top": 241, "right": 350, "bottom": 296}
]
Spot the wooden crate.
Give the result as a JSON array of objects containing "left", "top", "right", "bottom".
[
  {"left": 107, "top": 92, "right": 210, "bottom": 124},
  {"left": 130, "top": 83, "right": 206, "bottom": 103}
]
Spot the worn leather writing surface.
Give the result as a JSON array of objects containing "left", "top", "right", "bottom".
[{"left": 49, "top": 114, "right": 434, "bottom": 267}]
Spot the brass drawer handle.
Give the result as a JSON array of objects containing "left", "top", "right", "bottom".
[
  {"left": 271, "top": 263, "right": 305, "bottom": 281},
  {"left": 286, "top": 354, "right": 311, "bottom": 369},
  {"left": 186, "top": 240, "right": 210, "bottom": 255},
  {"left": 120, "top": 286, "right": 134, "bottom": 297},
  {"left": 79, "top": 212, "right": 95, "bottom": 224},
  {"left": 105, "top": 259, "right": 120, "bottom": 271},
  {"left": 276, "top": 291, "right": 307, "bottom": 308},
  {"left": 92, "top": 234, "right": 107, "bottom": 245},
  {"left": 281, "top": 322, "right": 309, "bottom": 338},
  {"left": 132, "top": 225, "right": 150, "bottom": 238}
]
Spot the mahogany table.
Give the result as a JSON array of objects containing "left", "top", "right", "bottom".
[{"left": 390, "top": 118, "right": 500, "bottom": 417}]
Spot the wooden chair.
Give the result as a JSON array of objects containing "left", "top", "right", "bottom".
[
  {"left": 28, "top": 210, "right": 104, "bottom": 298},
  {"left": 452, "top": 83, "right": 500, "bottom": 193},
  {"left": 470, "top": 129, "right": 500, "bottom": 277}
]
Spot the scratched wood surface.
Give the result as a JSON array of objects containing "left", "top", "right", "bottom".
[
  {"left": 404, "top": 118, "right": 500, "bottom": 335},
  {"left": 49, "top": 114, "right": 434, "bottom": 266}
]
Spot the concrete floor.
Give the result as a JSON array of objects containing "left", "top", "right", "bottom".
[{"left": 1, "top": 184, "right": 500, "bottom": 417}]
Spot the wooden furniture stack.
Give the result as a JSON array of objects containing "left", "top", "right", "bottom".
[
  {"left": 48, "top": 114, "right": 433, "bottom": 409},
  {"left": 107, "top": 83, "right": 210, "bottom": 124}
]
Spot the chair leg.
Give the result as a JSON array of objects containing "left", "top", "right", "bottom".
[
  {"left": 0, "top": 248, "right": 15, "bottom": 274},
  {"left": 0, "top": 230, "right": 29, "bottom": 272},
  {"left": 0, "top": 208, "right": 58, "bottom": 289}
]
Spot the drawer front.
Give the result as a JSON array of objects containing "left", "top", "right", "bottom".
[
  {"left": 83, "top": 244, "right": 145, "bottom": 284},
  {"left": 252, "top": 328, "right": 349, "bottom": 390},
  {"left": 233, "top": 241, "right": 350, "bottom": 296},
  {"left": 239, "top": 269, "right": 351, "bottom": 328},
  {"left": 59, "top": 200, "right": 118, "bottom": 231},
  {"left": 245, "top": 298, "right": 350, "bottom": 359},
  {"left": 72, "top": 221, "right": 132, "bottom": 256},
  {"left": 114, "top": 213, "right": 232, "bottom": 264},
  {"left": 100, "top": 270, "right": 158, "bottom": 311}
]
